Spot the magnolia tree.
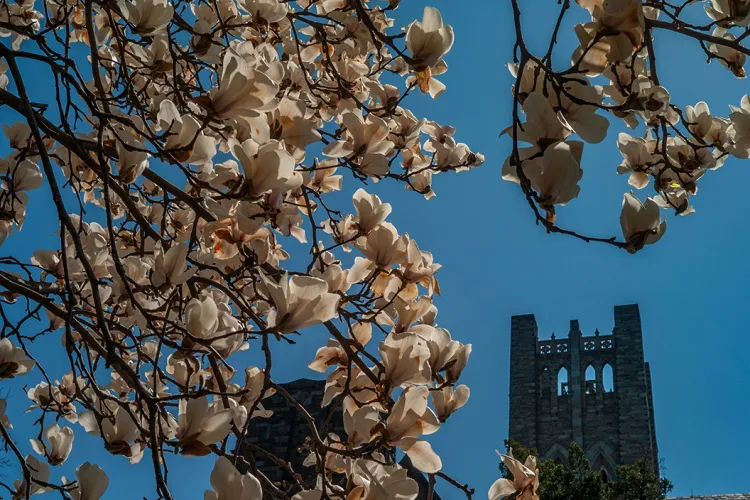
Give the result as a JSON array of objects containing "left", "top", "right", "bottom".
[
  {"left": 0, "top": 0, "right": 499, "bottom": 498},
  {"left": 0, "top": 0, "right": 728, "bottom": 497},
  {"left": 504, "top": 0, "right": 750, "bottom": 254}
]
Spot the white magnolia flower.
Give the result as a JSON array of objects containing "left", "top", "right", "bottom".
[
  {"left": 516, "top": 92, "right": 572, "bottom": 148},
  {"left": 405, "top": 7, "right": 454, "bottom": 69},
  {"left": 115, "top": 133, "right": 150, "bottom": 184},
  {"left": 705, "top": 0, "right": 750, "bottom": 27},
  {"left": 204, "top": 456, "right": 262, "bottom": 500},
  {"left": 13, "top": 455, "right": 50, "bottom": 498},
  {"left": 620, "top": 192, "right": 666, "bottom": 253},
  {"left": 352, "top": 188, "right": 392, "bottom": 234},
  {"left": 308, "top": 339, "right": 346, "bottom": 373},
  {"left": 488, "top": 451, "right": 539, "bottom": 500},
  {"left": 232, "top": 139, "right": 301, "bottom": 196},
  {"left": 379, "top": 333, "right": 431, "bottom": 388},
  {"left": 167, "top": 353, "right": 204, "bottom": 388},
  {"left": 685, "top": 102, "right": 713, "bottom": 142},
  {"left": 30, "top": 423, "right": 74, "bottom": 465},
  {"left": 151, "top": 243, "right": 195, "bottom": 289},
  {"left": 503, "top": 141, "right": 583, "bottom": 216},
  {"left": 708, "top": 27, "right": 747, "bottom": 78},
  {"left": 4, "top": 122, "right": 31, "bottom": 149},
  {"left": 616, "top": 133, "right": 656, "bottom": 189},
  {"left": 384, "top": 386, "right": 441, "bottom": 473},
  {"left": 322, "top": 111, "right": 394, "bottom": 159},
  {"left": 121, "top": 0, "right": 174, "bottom": 35},
  {"left": 349, "top": 459, "right": 419, "bottom": 500},
  {"left": 238, "top": 0, "right": 287, "bottom": 23},
  {"left": 261, "top": 273, "right": 340, "bottom": 334},
  {"left": 729, "top": 94, "right": 750, "bottom": 157},
  {"left": 68, "top": 462, "right": 109, "bottom": 500},
  {"left": 554, "top": 77, "right": 610, "bottom": 143},
  {"left": 79, "top": 406, "right": 142, "bottom": 462},
  {"left": 0, "top": 337, "right": 34, "bottom": 379},
  {"left": 177, "top": 396, "right": 234, "bottom": 454},
  {"left": 11, "top": 160, "right": 43, "bottom": 191},
  {"left": 209, "top": 49, "right": 279, "bottom": 120},
  {"left": 184, "top": 295, "right": 220, "bottom": 340},
  {"left": 432, "top": 385, "right": 470, "bottom": 422},
  {"left": 157, "top": 100, "right": 216, "bottom": 165}
]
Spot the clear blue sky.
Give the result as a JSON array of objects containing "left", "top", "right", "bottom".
[{"left": 2, "top": 1, "right": 749, "bottom": 498}]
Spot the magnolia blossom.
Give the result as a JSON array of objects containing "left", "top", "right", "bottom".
[
  {"left": 0, "top": 338, "right": 34, "bottom": 379},
  {"left": 205, "top": 456, "right": 262, "bottom": 500},
  {"left": 432, "top": 385, "right": 470, "bottom": 422},
  {"left": 349, "top": 459, "right": 420, "bottom": 500},
  {"left": 384, "top": 386, "right": 441, "bottom": 473},
  {"left": 68, "top": 462, "right": 109, "bottom": 500},
  {"left": 209, "top": 49, "right": 279, "bottom": 120},
  {"left": 238, "top": 0, "right": 287, "bottom": 24},
  {"left": 121, "top": 0, "right": 174, "bottom": 34},
  {"left": 620, "top": 192, "right": 667, "bottom": 253},
  {"left": 323, "top": 112, "right": 393, "bottom": 162},
  {"left": 488, "top": 452, "right": 539, "bottom": 500},
  {"left": 350, "top": 222, "right": 409, "bottom": 280},
  {"left": 729, "top": 94, "right": 750, "bottom": 157},
  {"left": 380, "top": 333, "right": 431, "bottom": 387},
  {"left": 705, "top": 0, "right": 750, "bottom": 26},
  {"left": 115, "top": 133, "right": 150, "bottom": 184},
  {"left": 516, "top": 92, "right": 572, "bottom": 149},
  {"left": 708, "top": 27, "right": 747, "bottom": 78},
  {"left": 30, "top": 423, "right": 74, "bottom": 465},
  {"left": 13, "top": 455, "right": 50, "bottom": 498},
  {"left": 352, "top": 188, "right": 392, "bottom": 234},
  {"left": 11, "top": 160, "right": 43, "bottom": 191},
  {"left": 232, "top": 139, "right": 301, "bottom": 196},
  {"left": 571, "top": 0, "right": 645, "bottom": 75},
  {"left": 616, "top": 133, "right": 656, "bottom": 189},
  {"left": 504, "top": 141, "right": 583, "bottom": 218},
  {"left": 406, "top": 7, "right": 454, "bottom": 70},
  {"left": 184, "top": 295, "right": 220, "bottom": 340},
  {"left": 686, "top": 102, "right": 714, "bottom": 142},
  {"left": 157, "top": 100, "right": 216, "bottom": 165},
  {"left": 151, "top": 243, "right": 195, "bottom": 288},
  {"left": 177, "top": 396, "right": 234, "bottom": 455},
  {"left": 261, "top": 273, "right": 340, "bottom": 334},
  {"left": 554, "top": 77, "right": 610, "bottom": 143}
]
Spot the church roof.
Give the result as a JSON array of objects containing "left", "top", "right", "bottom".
[{"left": 670, "top": 495, "right": 750, "bottom": 500}]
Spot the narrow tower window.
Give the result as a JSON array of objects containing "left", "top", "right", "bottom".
[
  {"left": 557, "top": 367, "right": 569, "bottom": 396},
  {"left": 585, "top": 364, "right": 597, "bottom": 394},
  {"left": 600, "top": 469, "right": 610, "bottom": 483},
  {"left": 603, "top": 363, "right": 615, "bottom": 392}
]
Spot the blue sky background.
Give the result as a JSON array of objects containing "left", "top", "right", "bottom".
[{"left": 1, "top": 0, "right": 750, "bottom": 498}]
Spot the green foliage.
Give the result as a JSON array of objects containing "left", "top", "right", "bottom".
[{"left": 499, "top": 440, "right": 674, "bottom": 500}]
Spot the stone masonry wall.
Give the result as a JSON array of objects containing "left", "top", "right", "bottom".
[{"left": 509, "top": 305, "right": 658, "bottom": 479}]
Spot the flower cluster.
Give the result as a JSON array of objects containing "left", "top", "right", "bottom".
[
  {"left": 505, "top": 0, "right": 750, "bottom": 252},
  {"left": 0, "top": 0, "right": 487, "bottom": 498}
]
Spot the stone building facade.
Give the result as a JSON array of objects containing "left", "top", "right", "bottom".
[
  {"left": 237, "top": 378, "right": 440, "bottom": 499},
  {"left": 509, "top": 304, "right": 659, "bottom": 480},
  {"left": 237, "top": 378, "right": 345, "bottom": 487}
]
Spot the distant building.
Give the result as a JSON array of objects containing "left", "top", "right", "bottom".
[
  {"left": 669, "top": 496, "right": 750, "bottom": 500},
  {"left": 508, "top": 304, "right": 658, "bottom": 481},
  {"left": 237, "top": 378, "right": 440, "bottom": 499}
]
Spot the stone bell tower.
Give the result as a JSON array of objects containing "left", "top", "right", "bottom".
[{"left": 508, "top": 304, "right": 658, "bottom": 480}]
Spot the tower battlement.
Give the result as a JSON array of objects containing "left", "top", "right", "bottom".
[{"left": 508, "top": 304, "right": 658, "bottom": 481}]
